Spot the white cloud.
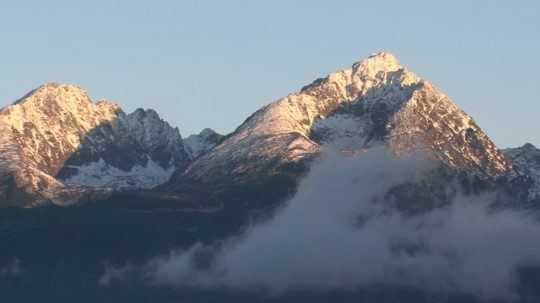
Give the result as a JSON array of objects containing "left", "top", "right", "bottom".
[{"left": 107, "top": 147, "right": 540, "bottom": 301}]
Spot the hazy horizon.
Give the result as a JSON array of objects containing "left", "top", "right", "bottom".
[{"left": 1, "top": 1, "right": 539, "bottom": 147}]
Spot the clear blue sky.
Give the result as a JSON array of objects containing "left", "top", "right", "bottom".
[{"left": 1, "top": 1, "right": 539, "bottom": 147}]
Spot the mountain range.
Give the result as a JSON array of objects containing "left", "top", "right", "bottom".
[{"left": 0, "top": 52, "right": 538, "bottom": 208}]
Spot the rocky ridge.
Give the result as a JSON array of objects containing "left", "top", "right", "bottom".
[
  {"left": 1, "top": 53, "right": 538, "bottom": 208},
  {"left": 504, "top": 143, "right": 540, "bottom": 202},
  {"left": 166, "top": 53, "right": 511, "bottom": 202},
  {"left": 0, "top": 83, "right": 190, "bottom": 206}
]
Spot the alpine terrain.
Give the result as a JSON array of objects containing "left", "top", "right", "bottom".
[
  {"left": 0, "top": 53, "right": 538, "bottom": 208},
  {"left": 0, "top": 83, "right": 219, "bottom": 207},
  {"left": 1, "top": 52, "right": 540, "bottom": 303},
  {"left": 163, "top": 52, "right": 534, "bottom": 209}
]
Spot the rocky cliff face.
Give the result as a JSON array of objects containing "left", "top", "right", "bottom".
[
  {"left": 57, "top": 107, "right": 189, "bottom": 190},
  {"left": 164, "top": 53, "right": 511, "bottom": 205},
  {"left": 504, "top": 143, "right": 540, "bottom": 203},
  {"left": 183, "top": 128, "right": 224, "bottom": 159},
  {"left": 0, "top": 83, "right": 190, "bottom": 206}
]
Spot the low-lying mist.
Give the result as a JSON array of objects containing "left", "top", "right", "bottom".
[{"left": 103, "top": 148, "right": 540, "bottom": 301}]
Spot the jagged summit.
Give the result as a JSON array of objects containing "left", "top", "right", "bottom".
[
  {"left": 38, "top": 82, "right": 81, "bottom": 90},
  {"left": 301, "top": 52, "right": 412, "bottom": 101},
  {"left": 131, "top": 107, "right": 159, "bottom": 118},
  {"left": 0, "top": 83, "right": 190, "bottom": 206},
  {"left": 0, "top": 54, "right": 531, "bottom": 208},
  {"left": 7, "top": 81, "right": 122, "bottom": 123},
  {"left": 12, "top": 82, "right": 87, "bottom": 105},
  {"left": 352, "top": 52, "right": 402, "bottom": 76},
  {"left": 170, "top": 52, "right": 510, "bottom": 199},
  {"left": 10, "top": 83, "right": 121, "bottom": 115}
]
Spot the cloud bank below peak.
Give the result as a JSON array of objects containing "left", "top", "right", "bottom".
[{"left": 101, "top": 148, "right": 540, "bottom": 301}]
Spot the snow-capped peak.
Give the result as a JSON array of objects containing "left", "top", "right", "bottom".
[
  {"left": 14, "top": 82, "right": 90, "bottom": 108},
  {"left": 352, "top": 52, "right": 402, "bottom": 78},
  {"left": 96, "top": 98, "right": 122, "bottom": 113},
  {"left": 179, "top": 52, "right": 510, "bottom": 188},
  {"left": 0, "top": 82, "right": 121, "bottom": 166},
  {"left": 0, "top": 83, "right": 191, "bottom": 206}
]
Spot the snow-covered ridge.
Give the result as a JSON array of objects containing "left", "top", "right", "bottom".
[
  {"left": 0, "top": 83, "right": 121, "bottom": 173},
  {"left": 178, "top": 52, "right": 510, "bottom": 187},
  {"left": 0, "top": 53, "right": 521, "bottom": 207},
  {"left": 0, "top": 82, "right": 190, "bottom": 206}
]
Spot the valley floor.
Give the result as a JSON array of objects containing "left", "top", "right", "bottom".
[{"left": 1, "top": 202, "right": 540, "bottom": 303}]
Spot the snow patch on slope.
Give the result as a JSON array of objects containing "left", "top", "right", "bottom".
[
  {"left": 311, "top": 114, "right": 369, "bottom": 149},
  {"left": 0, "top": 83, "right": 190, "bottom": 205},
  {"left": 63, "top": 158, "right": 175, "bottom": 190}
]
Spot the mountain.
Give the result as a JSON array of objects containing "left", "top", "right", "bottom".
[
  {"left": 504, "top": 143, "right": 540, "bottom": 203},
  {"left": 2, "top": 53, "right": 540, "bottom": 303},
  {"left": 1, "top": 53, "right": 538, "bottom": 209},
  {"left": 0, "top": 83, "right": 192, "bottom": 207},
  {"left": 56, "top": 107, "right": 189, "bottom": 189},
  {"left": 163, "top": 52, "right": 512, "bottom": 207},
  {"left": 183, "top": 128, "right": 224, "bottom": 159}
]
